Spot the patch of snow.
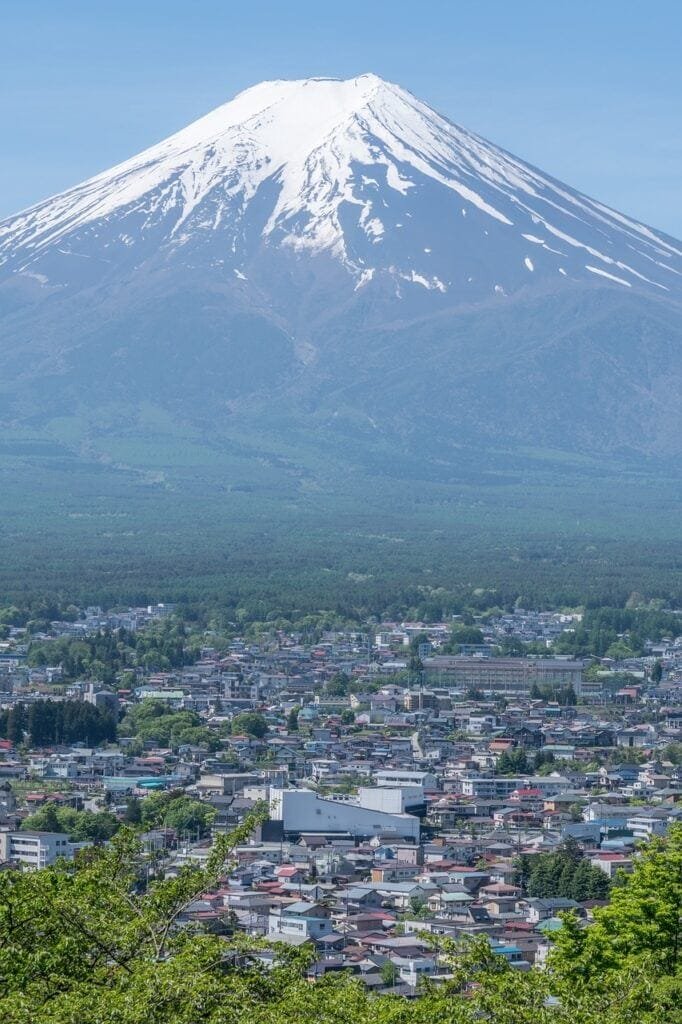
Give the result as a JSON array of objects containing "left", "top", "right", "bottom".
[
  {"left": 365, "top": 217, "right": 384, "bottom": 239},
  {"left": 385, "top": 163, "right": 414, "bottom": 194},
  {"left": 19, "top": 270, "right": 49, "bottom": 283},
  {"left": 542, "top": 243, "right": 567, "bottom": 256},
  {"left": 585, "top": 265, "right": 631, "bottom": 287},
  {"left": 614, "top": 261, "right": 668, "bottom": 290},
  {"left": 399, "top": 269, "right": 446, "bottom": 292},
  {"left": 354, "top": 267, "right": 375, "bottom": 290}
]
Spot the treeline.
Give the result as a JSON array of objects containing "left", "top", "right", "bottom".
[
  {"left": 118, "top": 700, "right": 221, "bottom": 752},
  {"left": 22, "top": 803, "right": 120, "bottom": 843},
  {"left": 3, "top": 574, "right": 682, "bottom": 644},
  {"left": 516, "top": 839, "right": 611, "bottom": 901},
  {"left": 0, "top": 700, "right": 117, "bottom": 747},
  {"left": 26, "top": 621, "right": 200, "bottom": 683},
  {"left": 529, "top": 683, "right": 577, "bottom": 704},
  {"left": 127, "top": 789, "right": 215, "bottom": 836},
  {"left": 495, "top": 749, "right": 560, "bottom": 774},
  {"left": 553, "top": 605, "right": 682, "bottom": 658}
]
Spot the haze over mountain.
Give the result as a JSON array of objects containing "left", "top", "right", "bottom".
[{"left": 0, "top": 74, "right": 681, "bottom": 602}]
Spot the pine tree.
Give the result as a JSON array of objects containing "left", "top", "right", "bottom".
[
  {"left": 125, "top": 797, "right": 143, "bottom": 825},
  {"left": 557, "top": 862, "right": 576, "bottom": 898},
  {"left": 7, "top": 703, "right": 26, "bottom": 746},
  {"left": 286, "top": 707, "right": 299, "bottom": 732},
  {"left": 571, "top": 859, "right": 596, "bottom": 901}
]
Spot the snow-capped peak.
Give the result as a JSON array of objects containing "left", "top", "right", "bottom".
[{"left": 1, "top": 74, "right": 680, "bottom": 300}]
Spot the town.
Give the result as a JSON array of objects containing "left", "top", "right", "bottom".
[{"left": 1, "top": 597, "right": 681, "bottom": 994}]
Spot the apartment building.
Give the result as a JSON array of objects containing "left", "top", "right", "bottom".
[
  {"left": 0, "top": 830, "right": 74, "bottom": 869},
  {"left": 423, "top": 656, "right": 584, "bottom": 695}
]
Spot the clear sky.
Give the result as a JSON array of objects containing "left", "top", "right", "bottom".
[{"left": 1, "top": 0, "right": 681, "bottom": 235}]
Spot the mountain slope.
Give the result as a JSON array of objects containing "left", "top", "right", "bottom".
[
  {"left": 1, "top": 74, "right": 680, "bottom": 304},
  {"left": 0, "top": 73, "right": 680, "bottom": 475}
]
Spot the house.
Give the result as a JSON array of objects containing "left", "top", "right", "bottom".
[
  {"left": 344, "top": 887, "right": 384, "bottom": 911},
  {"left": 370, "top": 862, "right": 421, "bottom": 883},
  {"left": 426, "top": 890, "right": 474, "bottom": 916},
  {"left": 268, "top": 901, "right": 334, "bottom": 942},
  {"left": 589, "top": 852, "right": 633, "bottom": 879},
  {"left": 275, "top": 864, "right": 306, "bottom": 884},
  {"left": 616, "top": 726, "right": 655, "bottom": 749},
  {"left": 393, "top": 955, "right": 438, "bottom": 989},
  {"left": 521, "top": 898, "right": 583, "bottom": 924},
  {"left": 626, "top": 813, "right": 670, "bottom": 839}
]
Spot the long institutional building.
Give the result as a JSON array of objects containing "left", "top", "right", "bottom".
[{"left": 422, "top": 655, "right": 585, "bottom": 696}]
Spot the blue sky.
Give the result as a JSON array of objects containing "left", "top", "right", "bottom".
[{"left": 1, "top": 0, "right": 681, "bottom": 235}]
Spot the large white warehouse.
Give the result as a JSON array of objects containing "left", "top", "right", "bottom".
[{"left": 269, "top": 788, "right": 420, "bottom": 841}]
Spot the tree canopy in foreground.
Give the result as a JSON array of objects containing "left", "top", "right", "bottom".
[{"left": 0, "top": 813, "right": 681, "bottom": 1024}]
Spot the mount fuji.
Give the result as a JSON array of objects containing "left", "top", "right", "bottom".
[
  {"left": 0, "top": 74, "right": 681, "bottom": 510},
  {"left": 2, "top": 73, "right": 681, "bottom": 301}
]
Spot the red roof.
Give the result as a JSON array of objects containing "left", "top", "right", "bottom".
[{"left": 255, "top": 882, "right": 285, "bottom": 893}]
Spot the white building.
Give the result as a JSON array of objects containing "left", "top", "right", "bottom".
[
  {"left": 269, "top": 788, "right": 420, "bottom": 841},
  {"left": 267, "top": 901, "right": 334, "bottom": 941},
  {"left": 0, "top": 830, "right": 75, "bottom": 869},
  {"left": 357, "top": 786, "right": 424, "bottom": 814},
  {"left": 375, "top": 769, "right": 438, "bottom": 790},
  {"left": 458, "top": 774, "right": 572, "bottom": 799},
  {"left": 627, "top": 814, "right": 669, "bottom": 839}
]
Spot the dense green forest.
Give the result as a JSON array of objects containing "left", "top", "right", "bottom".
[
  {"left": 0, "top": 700, "right": 116, "bottom": 747},
  {"left": 515, "top": 839, "right": 611, "bottom": 901},
  {"left": 0, "top": 811, "right": 680, "bottom": 1024},
  {"left": 21, "top": 803, "right": 120, "bottom": 844},
  {"left": 118, "top": 700, "right": 223, "bottom": 752},
  {"left": 0, "top": 427, "right": 681, "bottom": 617},
  {"left": 25, "top": 623, "right": 201, "bottom": 682}
]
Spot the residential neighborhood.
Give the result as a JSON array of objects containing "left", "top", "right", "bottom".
[{"left": 1, "top": 600, "right": 682, "bottom": 992}]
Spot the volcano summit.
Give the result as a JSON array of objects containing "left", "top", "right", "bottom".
[{"left": 2, "top": 74, "right": 680, "bottom": 307}]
